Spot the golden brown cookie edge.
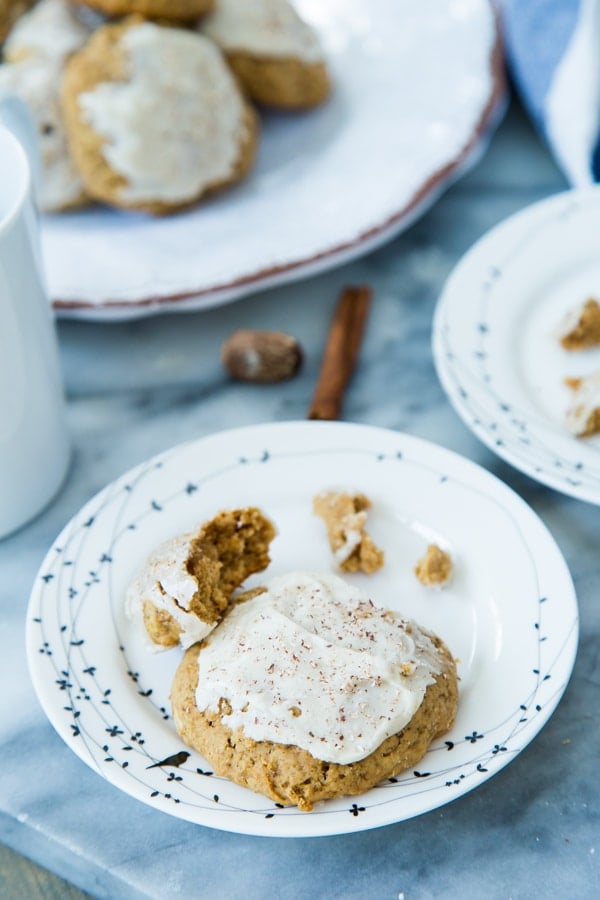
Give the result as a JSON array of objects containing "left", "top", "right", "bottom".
[{"left": 171, "top": 633, "right": 458, "bottom": 811}]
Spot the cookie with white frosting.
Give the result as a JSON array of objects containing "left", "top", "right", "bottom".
[
  {"left": 200, "top": 0, "right": 330, "bottom": 109},
  {"left": 0, "top": 0, "right": 33, "bottom": 45},
  {"left": 77, "top": 0, "right": 213, "bottom": 21},
  {"left": 61, "top": 19, "right": 258, "bottom": 214},
  {"left": 0, "top": 0, "right": 90, "bottom": 211},
  {"left": 126, "top": 507, "right": 276, "bottom": 650},
  {"left": 3, "top": 0, "right": 90, "bottom": 62},
  {"left": 171, "top": 572, "right": 458, "bottom": 810}
]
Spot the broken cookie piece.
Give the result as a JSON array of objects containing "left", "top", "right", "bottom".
[
  {"left": 414, "top": 544, "right": 453, "bottom": 587},
  {"left": 313, "top": 490, "right": 384, "bottom": 574},
  {"left": 565, "top": 373, "right": 600, "bottom": 438},
  {"left": 126, "top": 507, "right": 276, "bottom": 650},
  {"left": 559, "top": 298, "right": 600, "bottom": 351}
]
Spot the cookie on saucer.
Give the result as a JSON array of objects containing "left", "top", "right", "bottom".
[
  {"left": 200, "top": 0, "right": 330, "bottom": 109},
  {"left": 171, "top": 572, "right": 458, "bottom": 810},
  {"left": 61, "top": 18, "right": 258, "bottom": 214},
  {"left": 560, "top": 298, "right": 600, "bottom": 351}
]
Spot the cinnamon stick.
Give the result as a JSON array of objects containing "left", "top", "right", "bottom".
[{"left": 308, "top": 285, "right": 373, "bottom": 420}]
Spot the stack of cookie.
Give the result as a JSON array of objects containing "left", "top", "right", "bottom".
[{"left": 0, "top": 0, "right": 331, "bottom": 213}]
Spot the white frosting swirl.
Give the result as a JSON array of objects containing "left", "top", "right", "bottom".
[
  {"left": 78, "top": 24, "right": 248, "bottom": 204},
  {"left": 195, "top": 572, "right": 442, "bottom": 765},
  {"left": 201, "top": 0, "right": 324, "bottom": 64},
  {"left": 126, "top": 533, "right": 215, "bottom": 651}
]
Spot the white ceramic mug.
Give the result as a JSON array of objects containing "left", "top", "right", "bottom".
[{"left": 0, "top": 118, "right": 70, "bottom": 538}]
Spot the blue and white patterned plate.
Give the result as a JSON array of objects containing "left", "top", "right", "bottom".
[
  {"left": 433, "top": 187, "right": 600, "bottom": 505},
  {"left": 26, "top": 422, "right": 578, "bottom": 837}
]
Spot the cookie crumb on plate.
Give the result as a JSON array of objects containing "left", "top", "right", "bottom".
[
  {"left": 200, "top": 0, "right": 331, "bottom": 109},
  {"left": 565, "top": 373, "right": 600, "bottom": 438},
  {"left": 171, "top": 572, "right": 457, "bottom": 810},
  {"left": 414, "top": 543, "right": 453, "bottom": 587},
  {"left": 313, "top": 490, "right": 384, "bottom": 574},
  {"left": 560, "top": 298, "right": 600, "bottom": 351}
]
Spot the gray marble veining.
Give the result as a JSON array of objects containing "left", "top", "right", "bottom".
[{"left": 1, "top": 104, "right": 598, "bottom": 899}]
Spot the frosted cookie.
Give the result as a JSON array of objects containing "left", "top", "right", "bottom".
[
  {"left": 171, "top": 572, "right": 458, "bottom": 811},
  {"left": 77, "top": 0, "right": 213, "bottom": 21},
  {"left": 313, "top": 490, "right": 384, "bottom": 574},
  {"left": 61, "top": 19, "right": 258, "bottom": 214},
  {"left": 0, "top": 1, "right": 90, "bottom": 212},
  {"left": 126, "top": 507, "right": 276, "bottom": 650},
  {"left": 565, "top": 373, "right": 600, "bottom": 438},
  {"left": 2, "top": 0, "right": 89, "bottom": 63},
  {"left": 200, "top": 0, "right": 330, "bottom": 109},
  {"left": 414, "top": 544, "right": 453, "bottom": 588},
  {"left": 560, "top": 298, "right": 600, "bottom": 351},
  {"left": 0, "top": 0, "right": 33, "bottom": 46},
  {"left": 0, "top": 58, "right": 87, "bottom": 211}
]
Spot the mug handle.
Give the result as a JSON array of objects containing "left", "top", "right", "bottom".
[{"left": 0, "top": 92, "right": 42, "bottom": 205}]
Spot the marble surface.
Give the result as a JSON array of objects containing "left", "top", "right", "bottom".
[{"left": 1, "top": 103, "right": 599, "bottom": 899}]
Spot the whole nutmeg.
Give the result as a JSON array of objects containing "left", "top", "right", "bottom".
[{"left": 221, "top": 329, "right": 303, "bottom": 383}]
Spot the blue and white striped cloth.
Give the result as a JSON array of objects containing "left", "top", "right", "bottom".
[{"left": 501, "top": 0, "right": 600, "bottom": 185}]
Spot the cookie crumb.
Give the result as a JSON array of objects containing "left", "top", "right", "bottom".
[
  {"left": 414, "top": 544, "right": 453, "bottom": 587},
  {"left": 313, "top": 490, "right": 384, "bottom": 574},
  {"left": 564, "top": 371, "right": 600, "bottom": 437},
  {"left": 560, "top": 298, "right": 600, "bottom": 350}
]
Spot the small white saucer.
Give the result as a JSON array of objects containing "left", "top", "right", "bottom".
[
  {"left": 433, "top": 187, "right": 600, "bottom": 505},
  {"left": 27, "top": 422, "right": 577, "bottom": 836}
]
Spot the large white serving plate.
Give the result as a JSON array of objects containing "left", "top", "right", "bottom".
[
  {"left": 26, "top": 422, "right": 577, "bottom": 836},
  {"left": 433, "top": 187, "right": 600, "bottom": 505},
  {"left": 43, "top": 0, "right": 504, "bottom": 319}
]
